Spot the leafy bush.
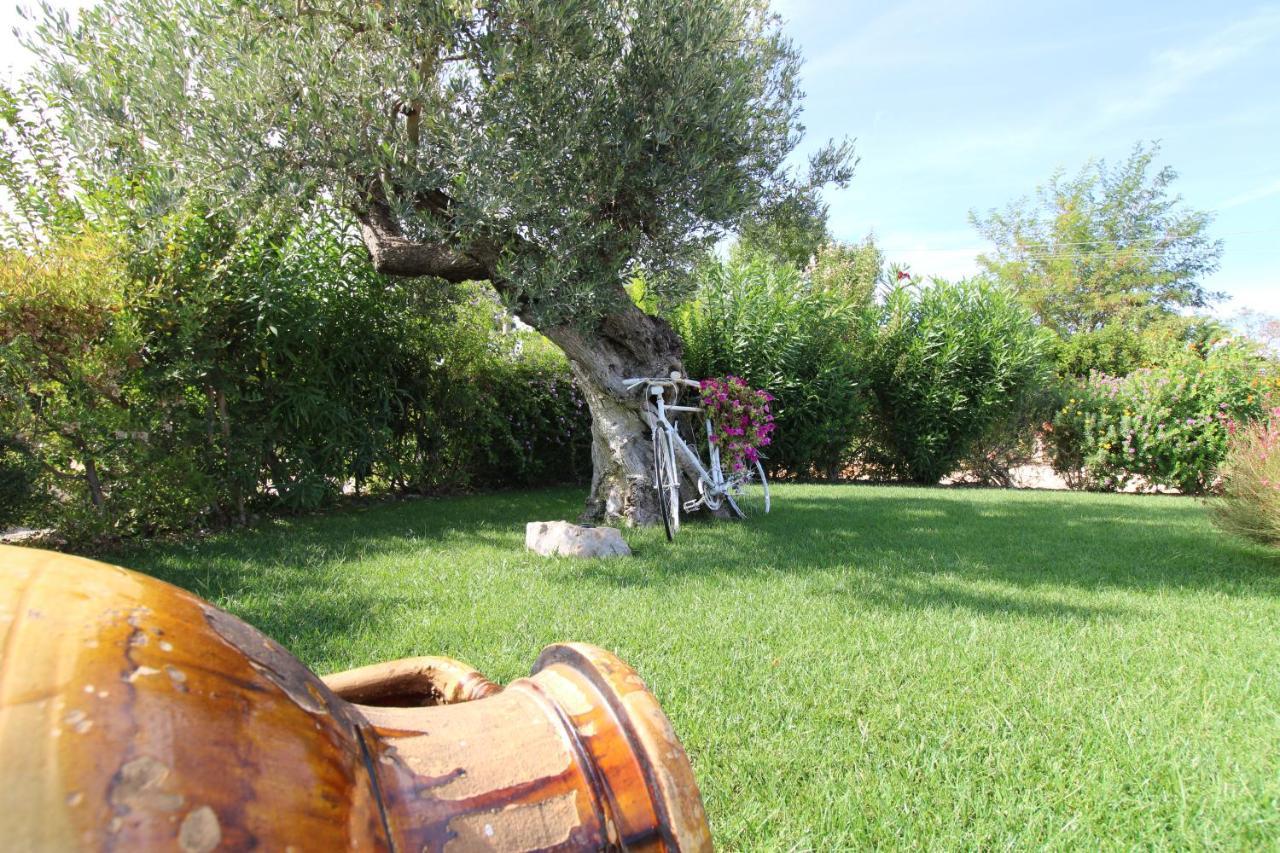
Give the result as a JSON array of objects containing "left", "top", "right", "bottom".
[
  {"left": 953, "top": 382, "right": 1062, "bottom": 488},
  {"left": 0, "top": 230, "right": 145, "bottom": 538},
  {"left": 457, "top": 331, "right": 592, "bottom": 489},
  {"left": 673, "top": 253, "right": 869, "bottom": 478},
  {"left": 1050, "top": 316, "right": 1232, "bottom": 379},
  {"left": 806, "top": 237, "right": 883, "bottom": 308},
  {"left": 0, "top": 211, "right": 590, "bottom": 543},
  {"left": 1212, "top": 407, "right": 1280, "bottom": 546},
  {"left": 0, "top": 437, "right": 38, "bottom": 528},
  {"left": 861, "top": 278, "right": 1054, "bottom": 484},
  {"left": 1046, "top": 340, "right": 1273, "bottom": 493},
  {"left": 1052, "top": 322, "right": 1155, "bottom": 379}
]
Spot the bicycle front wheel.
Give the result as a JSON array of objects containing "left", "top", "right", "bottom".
[
  {"left": 653, "top": 429, "right": 680, "bottom": 540},
  {"left": 724, "top": 460, "right": 770, "bottom": 520}
]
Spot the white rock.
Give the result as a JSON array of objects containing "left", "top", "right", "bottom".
[{"left": 525, "top": 521, "right": 632, "bottom": 558}]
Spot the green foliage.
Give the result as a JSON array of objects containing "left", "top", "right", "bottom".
[
  {"left": 672, "top": 256, "right": 1053, "bottom": 485},
  {"left": 0, "top": 83, "right": 89, "bottom": 241},
  {"left": 33, "top": 0, "right": 852, "bottom": 326},
  {"left": 442, "top": 326, "right": 592, "bottom": 490},
  {"left": 808, "top": 236, "right": 883, "bottom": 308},
  {"left": 0, "top": 230, "right": 143, "bottom": 536},
  {"left": 1052, "top": 322, "right": 1156, "bottom": 378},
  {"left": 862, "top": 278, "right": 1054, "bottom": 484},
  {"left": 1051, "top": 315, "right": 1233, "bottom": 378},
  {"left": 0, "top": 206, "right": 590, "bottom": 542},
  {"left": 673, "top": 253, "right": 869, "bottom": 478},
  {"left": 954, "top": 381, "right": 1061, "bottom": 488},
  {"left": 1213, "top": 407, "right": 1280, "bottom": 547},
  {"left": 972, "top": 142, "right": 1223, "bottom": 335},
  {"left": 735, "top": 207, "right": 829, "bottom": 270},
  {"left": 0, "top": 437, "right": 38, "bottom": 528},
  {"left": 1046, "top": 341, "right": 1274, "bottom": 494}
]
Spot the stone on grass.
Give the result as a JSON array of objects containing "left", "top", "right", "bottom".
[{"left": 525, "top": 521, "right": 631, "bottom": 558}]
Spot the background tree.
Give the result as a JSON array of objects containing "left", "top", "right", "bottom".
[
  {"left": 807, "top": 235, "right": 883, "bottom": 307},
  {"left": 971, "top": 143, "right": 1223, "bottom": 338},
  {"left": 1234, "top": 309, "right": 1280, "bottom": 356},
  {"left": 32, "top": 0, "right": 852, "bottom": 525}
]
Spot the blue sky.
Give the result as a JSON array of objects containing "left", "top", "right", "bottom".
[
  {"left": 3, "top": 0, "right": 1277, "bottom": 314},
  {"left": 777, "top": 0, "right": 1280, "bottom": 314}
]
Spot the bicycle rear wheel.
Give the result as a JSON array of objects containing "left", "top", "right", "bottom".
[
  {"left": 724, "top": 460, "right": 770, "bottom": 520},
  {"left": 653, "top": 429, "right": 680, "bottom": 540}
]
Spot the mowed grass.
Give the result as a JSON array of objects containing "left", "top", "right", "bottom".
[{"left": 119, "top": 485, "right": 1279, "bottom": 850}]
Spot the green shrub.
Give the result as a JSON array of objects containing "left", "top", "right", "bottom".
[
  {"left": 1212, "top": 407, "right": 1280, "bottom": 546},
  {"left": 1052, "top": 323, "right": 1154, "bottom": 379},
  {"left": 954, "top": 382, "right": 1062, "bottom": 487},
  {"left": 1051, "top": 317, "right": 1233, "bottom": 379},
  {"left": 1046, "top": 340, "right": 1274, "bottom": 493},
  {"left": 807, "top": 237, "right": 883, "bottom": 308},
  {"left": 0, "top": 210, "right": 591, "bottom": 543},
  {"left": 0, "top": 230, "right": 144, "bottom": 538},
  {"left": 861, "top": 278, "right": 1054, "bottom": 484},
  {"left": 0, "top": 437, "right": 38, "bottom": 528},
  {"left": 399, "top": 310, "right": 591, "bottom": 492},
  {"left": 136, "top": 213, "right": 591, "bottom": 508},
  {"left": 672, "top": 253, "right": 869, "bottom": 478}
]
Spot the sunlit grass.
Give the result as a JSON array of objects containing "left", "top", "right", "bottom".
[{"left": 122, "top": 485, "right": 1280, "bottom": 849}]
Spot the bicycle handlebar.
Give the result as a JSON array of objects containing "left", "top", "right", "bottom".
[{"left": 623, "top": 375, "right": 703, "bottom": 391}]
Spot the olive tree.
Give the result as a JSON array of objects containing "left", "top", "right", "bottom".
[{"left": 32, "top": 0, "right": 850, "bottom": 523}]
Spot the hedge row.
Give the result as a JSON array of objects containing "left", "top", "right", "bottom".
[
  {"left": 0, "top": 215, "right": 590, "bottom": 542},
  {"left": 672, "top": 250, "right": 1276, "bottom": 494},
  {"left": 672, "top": 251, "right": 1054, "bottom": 484}
]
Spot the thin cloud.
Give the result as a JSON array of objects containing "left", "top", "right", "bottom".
[
  {"left": 1100, "top": 6, "right": 1280, "bottom": 120},
  {"left": 1219, "top": 177, "right": 1280, "bottom": 210},
  {"left": 805, "top": 0, "right": 987, "bottom": 74}
]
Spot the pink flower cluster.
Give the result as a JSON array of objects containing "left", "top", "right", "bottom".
[
  {"left": 699, "top": 376, "right": 776, "bottom": 473},
  {"left": 1259, "top": 407, "right": 1280, "bottom": 452}
]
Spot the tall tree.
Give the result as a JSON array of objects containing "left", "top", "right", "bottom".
[
  {"left": 807, "top": 235, "right": 883, "bottom": 307},
  {"left": 970, "top": 143, "right": 1223, "bottom": 336},
  {"left": 31, "top": 0, "right": 852, "bottom": 524}
]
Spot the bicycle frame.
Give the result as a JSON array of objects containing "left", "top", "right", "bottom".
[{"left": 624, "top": 375, "right": 728, "bottom": 512}]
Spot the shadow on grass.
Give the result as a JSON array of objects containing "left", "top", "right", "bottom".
[
  {"left": 118, "top": 485, "right": 1278, "bottom": 644},
  {"left": 563, "top": 488, "right": 1280, "bottom": 604},
  {"left": 120, "top": 488, "right": 588, "bottom": 659}
]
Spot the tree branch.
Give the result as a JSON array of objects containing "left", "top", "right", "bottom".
[{"left": 354, "top": 181, "right": 489, "bottom": 281}]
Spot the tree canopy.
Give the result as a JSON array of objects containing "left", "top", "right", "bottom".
[
  {"left": 970, "top": 143, "right": 1223, "bottom": 336},
  {"left": 33, "top": 0, "right": 851, "bottom": 327},
  {"left": 28, "top": 0, "right": 855, "bottom": 523}
]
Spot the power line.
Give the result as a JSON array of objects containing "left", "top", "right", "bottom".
[{"left": 878, "top": 227, "right": 1280, "bottom": 257}]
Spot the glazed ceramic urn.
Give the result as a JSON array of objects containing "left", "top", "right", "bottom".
[{"left": 0, "top": 545, "right": 712, "bottom": 850}]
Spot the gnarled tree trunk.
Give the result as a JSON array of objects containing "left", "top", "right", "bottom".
[
  {"left": 541, "top": 295, "right": 685, "bottom": 525},
  {"left": 355, "top": 194, "right": 689, "bottom": 526}
]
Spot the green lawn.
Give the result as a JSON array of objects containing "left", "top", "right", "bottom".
[{"left": 120, "top": 485, "right": 1279, "bottom": 850}]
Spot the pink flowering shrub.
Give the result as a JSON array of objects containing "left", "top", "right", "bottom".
[
  {"left": 699, "top": 376, "right": 776, "bottom": 473},
  {"left": 1213, "top": 407, "right": 1280, "bottom": 547},
  {"left": 1045, "top": 341, "right": 1274, "bottom": 493}
]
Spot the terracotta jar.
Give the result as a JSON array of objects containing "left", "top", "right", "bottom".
[{"left": 0, "top": 545, "right": 712, "bottom": 850}]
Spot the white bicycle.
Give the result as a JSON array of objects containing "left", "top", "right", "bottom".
[{"left": 624, "top": 372, "right": 770, "bottom": 541}]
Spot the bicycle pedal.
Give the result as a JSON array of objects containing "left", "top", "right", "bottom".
[{"left": 682, "top": 500, "right": 703, "bottom": 513}]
